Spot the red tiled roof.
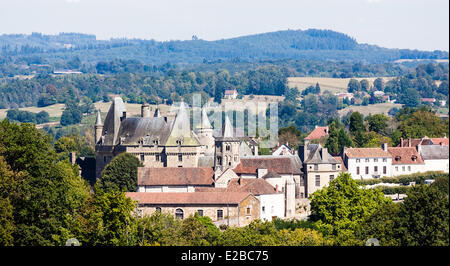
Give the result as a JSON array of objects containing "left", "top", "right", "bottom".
[
  {"left": 137, "top": 167, "right": 215, "bottom": 186},
  {"left": 125, "top": 192, "right": 252, "bottom": 205},
  {"left": 304, "top": 126, "right": 329, "bottom": 140},
  {"left": 224, "top": 89, "right": 237, "bottom": 95},
  {"left": 195, "top": 178, "right": 278, "bottom": 195},
  {"left": 388, "top": 147, "right": 425, "bottom": 165},
  {"left": 233, "top": 157, "right": 302, "bottom": 175},
  {"left": 421, "top": 98, "right": 436, "bottom": 102},
  {"left": 398, "top": 137, "right": 448, "bottom": 147},
  {"left": 333, "top": 156, "right": 347, "bottom": 171},
  {"left": 345, "top": 148, "right": 391, "bottom": 158},
  {"left": 430, "top": 138, "right": 449, "bottom": 146}
]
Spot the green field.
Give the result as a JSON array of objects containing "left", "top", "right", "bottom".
[
  {"left": 338, "top": 102, "right": 403, "bottom": 117},
  {"left": 287, "top": 76, "right": 395, "bottom": 94}
]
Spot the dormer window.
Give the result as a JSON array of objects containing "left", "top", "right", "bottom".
[
  {"left": 411, "top": 155, "right": 417, "bottom": 162},
  {"left": 153, "top": 139, "right": 159, "bottom": 145},
  {"left": 176, "top": 139, "right": 182, "bottom": 146},
  {"left": 395, "top": 156, "right": 401, "bottom": 162}
]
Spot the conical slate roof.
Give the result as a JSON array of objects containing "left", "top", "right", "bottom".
[
  {"left": 165, "top": 102, "right": 200, "bottom": 146},
  {"left": 95, "top": 109, "right": 102, "bottom": 126},
  {"left": 195, "top": 107, "right": 212, "bottom": 129},
  {"left": 223, "top": 115, "right": 234, "bottom": 138},
  {"left": 102, "top": 97, "right": 126, "bottom": 145}
]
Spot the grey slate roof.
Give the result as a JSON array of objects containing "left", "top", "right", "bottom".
[
  {"left": 116, "top": 117, "right": 171, "bottom": 145},
  {"left": 303, "top": 144, "right": 339, "bottom": 164},
  {"left": 419, "top": 145, "right": 449, "bottom": 160},
  {"left": 102, "top": 97, "right": 126, "bottom": 145}
]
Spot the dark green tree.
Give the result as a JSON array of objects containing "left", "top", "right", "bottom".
[{"left": 97, "top": 153, "right": 143, "bottom": 192}]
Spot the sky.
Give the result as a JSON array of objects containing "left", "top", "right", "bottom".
[{"left": 0, "top": 0, "right": 448, "bottom": 51}]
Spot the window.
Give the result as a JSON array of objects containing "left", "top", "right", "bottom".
[
  {"left": 246, "top": 207, "right": 251, "bottom": 216},
  {"left": 234, "top": 156, "right": 238, "bottom": 162},
  {"left": 217, "top": 156, "right": 222, "bottom": 165},
  {"left": 365, "top": 158, "right": 370, "bottom": 162},
  {"left": 217, "top": 210, "right": 223, "bottom": 220},
  {"left": 395, "top": 166, "right": 399, "bottom": 171},
  {"left": 314, "top": 164, "right": 318, "bottom": 171},
  {"left": 330, "top": 175, "right": 334, "bottom": 181},
  {"left": 226, "top": 145, "right": 231, "bottom": 151},
  {"left": 315, "top": 175, "right": 320, "bottom": 186},
  {"left": 300, "top": 192, "right": 304, "bottom": 199},
  {"left": 104, "top": 156, "right": 107, "bottom": 163},
  {"left": 197, "top": 210, "right": 203, "bottom": 217},
  {"left": 178, "top": 154, "right": 183, "bottom": 162},
  {"left": 365, "top": 166, "right": 369, "bottom": 175},
  {"left": 153, "top": 140, "right": 159, "bottom": 145},
  {"left": 408, "top": 166, "right": 411, "bottom": 171},
  {"left": 383, "top": 158, "right": 387, "bottom": 162},
  {"left": 332, "top": 164, "right": 336, "bottom": 170},
  {"left": 383, "top": 166, "right": 387, "bottom": 174},
  {"left": 262, "top": 206, "right": 265, "bottom": 213},
  {"left": 155, "top": 207, "right": 161, "bottom": 213},
  {"left": 300, "top": 177, "right": 305, "bottom": 186},
  {"left": 155, "top": 154, "right": 160, "bottom": 161},
  {"left": 140, "top": 154, "right": 145, "bottom": 162},
  {"left": 402, "top": 166, "right": 405, "bottom": 172},
  {"left": 374, "top": 158, "right": 378, "bottom": 162},
  {"left": 374, "top": 166, "right": 378, "bottom": 173},
  {"left": 175, "top": 208, "right": 184, "bottom": 220},
  {"left": 356, "top": 167, "right": 360, "bottom": 175},
  {"left": 176, "top": 140, "right": 182, "bottom": 146},
  {"left": 356, "top": 159, "right": 361, "bottom": 163}
]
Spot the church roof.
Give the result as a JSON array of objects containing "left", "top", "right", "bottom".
[{"left": 195, "top": 107, "right": 212, "bottom": 129}]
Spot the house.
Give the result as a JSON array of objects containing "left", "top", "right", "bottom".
[
  {"left": 299, "top": 143, "right": 342, "bottom": 197},
  {"left": 126, "top": 191, "right": 260, "bottom": 227},
  {"left": 197, "top": 177, "right": 285, "bottom": 221},
  {"left": 224, "top": 89, "right": 238, "bottom": 99},
  {"left": 304, "top": 126, "right": 329, "bottom": 142},
  {"left": 387, "top": 147, "right": 425, "bottom": 176},
  {"left": 343, "top": 144, "right": 392, "bottom": 179},
  {"left": 373, "top": 91, "right": 385, "bottom": 97},
  {"left": 421, "top": 98, "right": 436, "bottom": 104},
  {"left": 335, "top": 92, "right": 354, "bottom": 100},
  {"left": 417, "top": 144, "right": 449, "bottom": 173},
  {"left": 398, "top": 136, "right": 449, "bottom": 148},
  {"left": 232, "top": 155, "right": 302, "bottom": 217},
  {"left": 136, "top": 167, "right": 215, "bottom": 192}
]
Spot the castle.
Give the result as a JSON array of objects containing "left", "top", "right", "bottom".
[{"left": 94, "top": 97, "right": 258, "bottom": 179}]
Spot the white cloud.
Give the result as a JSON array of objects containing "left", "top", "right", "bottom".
[
  {"left": 366, "top": 0, "right": 382, "bottom": 3},
  {"left": 66, "top": 0, "right": 81, "bottom": 3}
]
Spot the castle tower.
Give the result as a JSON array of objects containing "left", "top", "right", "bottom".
[
  {"left": 194, "top": 107, "right": 215, "bottom": 155},
  {"left": 153, "top": 107, "right": 161, "bottom": 117},
  {"left": 94, "top": 109, "right": 103, "bottom": 144},
  {"left": 214, "top": 114, "right": 241, "bottom": 172}
]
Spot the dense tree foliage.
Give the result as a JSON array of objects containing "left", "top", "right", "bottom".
[
  {"left": 97, "top": 153, "right": 143, "bottom": 192},
  {"left": 6, "top": 109, "right": 49, "bottom": 124}
]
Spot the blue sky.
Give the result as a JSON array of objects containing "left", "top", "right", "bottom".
[{"left": 0, "top": 0, "right": 448, "bottom": 51}]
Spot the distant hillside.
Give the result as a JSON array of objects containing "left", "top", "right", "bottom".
[{"left": 0, "top": 29, "right": 448, "bottom": 64}]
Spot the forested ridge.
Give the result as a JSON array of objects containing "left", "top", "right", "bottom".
[{"left": 1, "top": 29, "right": 448, "bottom": 66}]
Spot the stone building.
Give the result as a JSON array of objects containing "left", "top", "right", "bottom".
[
  {"left": 95, "top": 98, "right": 212, "bottom": 178},
  {"left": 126, "top": 191, "right": 260, "bottom": 226},
  {"left": 299, "top": 142, "right": 342, "bottom": 197},
  {"left": 343, "top": 144, "right": 392, "bottom": 179}
]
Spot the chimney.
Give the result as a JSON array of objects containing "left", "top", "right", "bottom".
[
  {"left": 400, "top": 137, "right": 403, "bottom": 147},
  {"left": 141, "top": 103, "right": 151, "bottom": 118},
  {"left": 382, "top": 143, "right": 388, "bottom": 151},
  {"left": 322, "top": 147, "right": 328, "bottom": 161},
  {"left": 408, "top": 138, "right": 411, "bottom": 147}
]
